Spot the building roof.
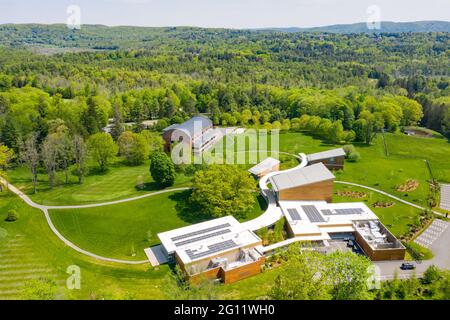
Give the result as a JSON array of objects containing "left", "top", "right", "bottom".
[
  {"left": 269, "top": 162, "right": 335, "bottom": 192},
  {"left": 440, "top": 184, "right": 450, "bottom": 211},
  {"left": 248, "top": 157, "right": 280, "bottom": 175},
  {"left": 162, "top": 116, "right": 212, "bottom": 138},
  {"left": 158, "top": 216, "right": 242, "bottom": 255},
  {"left": 279, "top": 201, "right": 379, "bottom": 237},
  {"left": 307, "top": 148, "right": 346, "bottom": 162},
  {"left": 175, "top": 229, "right": 261, "bottom": 265}
]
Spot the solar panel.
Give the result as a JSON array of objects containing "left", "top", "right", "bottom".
[
  {"left": 170, "top": 223, "right": 231, "bottom": 242},
  {"left": 174, "top": 229, "right": 231, "bottom": 247},
  {"left": 321, "top": 209, "right": 333, "bottom": 216},
  {"left": 287, "top": 208, "right": 301, "bottom": 221},
  {"left": 185, "top": 239, "right": 237, "bottom": 260},
  {"left": 302, "top": 205, "right": 325, "bottom": 223},
  {"left": 334, "top": 208, "right": 364, "bottom": 215}
]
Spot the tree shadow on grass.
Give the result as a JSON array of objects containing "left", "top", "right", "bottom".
[
  {"left": 134, "top": 182, "right": 160, "bottom": 192},
  {"left": 169, "top": 190, "right": 211, "bottom": 224}
]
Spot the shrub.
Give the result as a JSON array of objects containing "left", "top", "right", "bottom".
[
  {"left": 343, "top": 144, "right": 356, "bottom": 157},
  {"left": 5, "top": 209, "right": 18, "bottom": 222},
  {"left": 149, "top": 151, "right": 176, "bottom": 187},
  {"left": 347, "top": 151, "right": 361, "bottom": 162}
]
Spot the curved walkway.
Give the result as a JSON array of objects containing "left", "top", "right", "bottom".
[
  {"left": 0, "top": 177, "right": 189, "bottom": 265},
  {"left": 241, "top": 153, "right": 308, "bottom": 231},
  {"left": 2, "top": 161, "right": 445, "bottom": 266}
]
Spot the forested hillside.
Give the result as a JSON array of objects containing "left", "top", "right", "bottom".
[{"left": 0, "top": 25, "right": 449, "bottom": 154}]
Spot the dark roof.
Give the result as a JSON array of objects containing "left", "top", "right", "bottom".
[{"left": 163, "top": 116, "right": 212, "bottom": 138}]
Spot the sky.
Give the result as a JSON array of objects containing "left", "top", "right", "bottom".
[{"left": 0, "top": 0, "right": 449, "bottom": 29}]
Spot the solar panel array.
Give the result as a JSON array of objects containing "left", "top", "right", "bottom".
[
  {"left": 321, "top": 209, "right": 333, "bottom": 216},
  {"left": 302, "top": 205, "right": 325, "bottom": 223},
  {"left": 287, "top": 208, "right": 302, "bottom": 221},
  {"left": 174, "top": 229, "right": 231, "bottom": 247},
  {"left": 170, "top": 223, "right": 231, "bottom": 242},
  {"left": 334, "top": 208, "right": 364, "bottom": 215},
  {"left": 185, "top": 239, "right": 237, "bottom": 260}
]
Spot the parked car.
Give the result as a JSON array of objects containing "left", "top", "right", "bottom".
[{"left": 400, "top": 263, "right": 416, "bottom": 270}]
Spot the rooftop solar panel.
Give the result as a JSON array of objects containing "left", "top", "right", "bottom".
[
  {"left": 287, "top": 208, "right": 302, "bottom": 221},
  {"left": 185, "top": 239, "right": 237, "bottom": 260},
  {"left": 174, "top": 229, "right": 231, "bottom": 247},
  {"left": 334, "top": 208, "right": 364, "bottom": 215},
  {"left": 170, "top": 223, "right": 231, "bottom": 242},
  {"left": 302, "top": 205, "right": 325, "bottom": 223},
  {"left": 321, "top": 209, "right": 333, "bottom": 216}
]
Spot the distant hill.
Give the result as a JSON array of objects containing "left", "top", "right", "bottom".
[
  {"left": 263, "top": 21, "right": 450, "bottom": 34},
  {"left": 0, "top": 21, "right": 448, "bottom": 50}
]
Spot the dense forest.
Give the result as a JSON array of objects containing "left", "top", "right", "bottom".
[{"left": 0, "top": 25, "right": 449, "bottom": 160}]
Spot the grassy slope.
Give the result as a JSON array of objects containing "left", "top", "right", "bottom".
[
  {"left": 48, "top": 191, "right": 265, "bottom": 261},
  {"left": 7, "top": 159, "right": 191, "bottom": 205},
  {"left": 0, "top": 192, "right": 170, "bottom": 300}
]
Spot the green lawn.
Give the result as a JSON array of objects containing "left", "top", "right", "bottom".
[
  {"left": 333, "top": 184, "right": 422, "bottom": 237},
  {"left": 7, "top": 159, "right": 191, "bottom": 206},
  {"left": 278, "top": 132, "right": 450, "bottom": 210},
  {"left": 48, "top": 191, "right": 265, "bottom": 261},
  {"left": 0, "top": 192, "right": 170, "bottom": 300}
]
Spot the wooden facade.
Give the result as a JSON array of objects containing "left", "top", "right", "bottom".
[
  {"left": 354, "top": 229, "right": 406, "bottom": 261},
  {"left": 308, "top": 156, "right": 345, "bottom": 171},
  {"left": 277, "top": 179, "right": 334, "bottom": 202},
  {"left": 176, "top": 242, "right": 265, "bottom": 285}
]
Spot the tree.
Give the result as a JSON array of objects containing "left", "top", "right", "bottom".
[
  {"left": 117, "top": 131, "right": 150, "bottom": 165},
  {"left": 20, "top": 134, "right": 40, "bottom": 194},
  {"left": 41, "top": 135, "right": 59, "bottom": 188},
  {"left": 325, "top": 251, "right": 373, "bottom": 300},
  {"left": 163, "top": 266, "right": 217, "bottom": 300},
  {"left": 149, "top": 151, "right": 175, "bottom": 187},
  {"left": 328, "top": 120, "right": 344, "bottom": 144},
  {"left": 87, "top": 133, "right": 118, "bottom": 171},
  {"left": 72, "top": 135, "right": 87, "bottom": 184},
  {"left": 269, "top": 247, "right": 331, "bottom": 300},
  {"left": 190, "top": 165, "right": 257, "bottom": 218},
  {"left": 0, "top": 144, "right": 14, "bottom": 191},
  {"left": 110, "top": 100, "right": 124, "bottom": 141},
  {"left": 140, "top": 130, "right": 164, "bottom": 153}
]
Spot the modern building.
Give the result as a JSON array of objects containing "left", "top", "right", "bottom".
[
  {"left": 157, "top": 216, "right": 265, "bottom": 284},
  {"left": 307, "top": 148, "right": 346, "bottom": 170},
  {"left": 162, "top": 116, "right": 217, "bottom": 154},
  {"left": 269, "top": 163, "right": 335, "bottom": 202},
  {"left": 248, "top": 157, "right": 281, "bottom": 178},
  {"left": 280, "top": 201, "right": 406, "bottom": 261}
]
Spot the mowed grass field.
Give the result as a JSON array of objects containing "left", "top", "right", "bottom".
[
  {"left": 7, "top": 159, "right": 191, "bottom": 206},
  {"left": 0, "top": 192, "right": 171, "bottom": 300},
  {"left": 48, "top": 191, "right": 265, "bottom": 261}
]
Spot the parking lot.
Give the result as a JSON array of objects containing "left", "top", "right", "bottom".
[{"left": 414, "top": 220, "right": 449, "bottom": 248}]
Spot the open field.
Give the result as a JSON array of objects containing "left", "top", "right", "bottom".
[
  {"left": 7, "top": 159, "right": 191, "bottom": 206},
  {"left": 48, "top": 191, "right": 265, "bottom": 261},
  {"left": 0, "top": 192, "right": 170, "bottom": 299}
]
